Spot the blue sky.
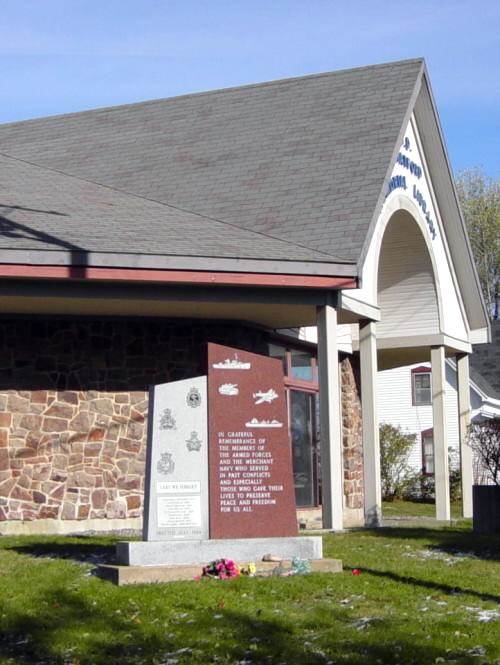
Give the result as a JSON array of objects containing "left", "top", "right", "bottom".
[{"left": 1, "top": 1, "right": 499, "bottom": 176}]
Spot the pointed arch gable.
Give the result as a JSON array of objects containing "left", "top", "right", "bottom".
[
  {"left": 344, "top": 69, "right": 489, "bottom": 346},
  {"left": 414, "top": 72, "right": 489, "bottom": 340},
  {"left": 342, "top": 110, "right": 479, "bottom": 349},
  {"left": 377, "top": 209, "right": 440, "bottom": 338}
]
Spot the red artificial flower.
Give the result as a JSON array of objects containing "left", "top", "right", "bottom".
[{"left": 352, "top": 568, "right": 361, "bottom": 575}]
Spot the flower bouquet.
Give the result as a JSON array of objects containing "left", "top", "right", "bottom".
[
  {"left": 240, "top": 562, "right": 257, "bottom": 576},
  {"left": 202, "top": 558, "right": 240, "bottom": 580}
]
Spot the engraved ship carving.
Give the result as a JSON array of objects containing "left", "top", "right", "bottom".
[
  {"left": 245, "top": 418, "right": 283, "bottom": 428},
  {"left": 253, "top": 388, "right": 278, "bottom": 404},
  {"left": 218, "top": 383, "right": 239, "bottom": 396},
  {"left": 212, "top": 354, "right": 251, "bottom": 370}
]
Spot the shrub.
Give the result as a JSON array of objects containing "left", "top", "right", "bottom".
[
  {"left": 418, "top": 473, "right": 435, "bottom": 502},
  {"left": 379, "top": 423, "right": 418, "bottom": 501},
  {"left": 405, "top": 452, "right": 461, "bottom": 503},
  {"left": 449, "top": 467, "right": 462, "bottom": 502}
]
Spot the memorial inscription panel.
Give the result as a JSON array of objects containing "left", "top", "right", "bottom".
[
  {"left": 208, "top": 343, "right": 297, "bottom": 539},
  {"left": 143, "top": 376, "right": 208, "bottom": 541}
]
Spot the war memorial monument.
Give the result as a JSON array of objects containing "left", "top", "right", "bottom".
[{"left": 102, "top": 344, "right": 338, "bottom": 584}]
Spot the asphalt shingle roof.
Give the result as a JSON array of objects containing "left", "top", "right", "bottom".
[
  {"left": 0, "top": 154, "right": 339, "bottom": 263},
  {"left": 0, "top": 58, "right": 424, "bottom": 266},
  {"left": 470, "top": 320, "right": 500, "bottom": 400}
]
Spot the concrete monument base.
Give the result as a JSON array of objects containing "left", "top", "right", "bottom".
[
  {"left": 99, "top": 557, "right": 342, "bottom": 585},
  {"left": 117, "top": 536, "right": 322, "bottom": 566}
]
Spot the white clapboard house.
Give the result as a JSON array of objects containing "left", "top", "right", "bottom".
[
  {"left": 302, "top": 320, "right": 499, "bottom": 484},
  {"left": 377, "top": 359, "right": 500, "bottom": 478},
  {"left": 378, "top": 320, "right": 499, "bottom": 478}
]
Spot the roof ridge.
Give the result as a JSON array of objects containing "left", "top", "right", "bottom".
[
  {"left": 0, "top": 58, "right": 424, "bottom": 128},
  {"left": 0, "top": 151, "right": 353, "bottom": 265},
  {"left": 354, "top": 59, "right": 425, "bottom": 271}
]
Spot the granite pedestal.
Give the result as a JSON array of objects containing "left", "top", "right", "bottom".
[{"left": 117, "top": 536, "right": 322, "bottom": 566}]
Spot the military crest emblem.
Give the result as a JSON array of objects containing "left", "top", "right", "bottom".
[
  {"left": 185, "top": 431, "right": 202, "bottom": 452},
  {"left": 159, "top": 408, "right": 176, "bottom": 430},
  {"left": 157, "top": 452, "right": 175, "bottom": 475},
  {"left": 186, "top": 386, "right": 202, "bottom": 408}
]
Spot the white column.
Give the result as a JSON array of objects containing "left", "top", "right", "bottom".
[
  {"left": 317, "top": 300, "right": 344, "bottom": 530},
  {"left": 431, "top": 345, "right": 450, "bottom": 520},
  {"left": 360, "top": 321, "right": 381, "bottom": 526},
  {"left": 457, "top": 353, "right": 473, "bottom": 518}
]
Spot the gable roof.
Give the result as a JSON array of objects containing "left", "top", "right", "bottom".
[{"left": 0, "top": 58, "right": 424, "bottom": 267}]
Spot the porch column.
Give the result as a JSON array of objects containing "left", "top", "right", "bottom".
[
  {"left": 317, "top": 296, "right": 344, "bottom": 530},
  {"left": 360, "top": 321, "right": 381, "bottom": 526},
  {"left": 456, "top": 353, "right": 473, "bottom": 518},
  {"left": 431, "top": 345, "right": 450, "bottom": 520}
]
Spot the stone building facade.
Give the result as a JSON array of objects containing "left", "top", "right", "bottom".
[
  {"left": 340, "top": 356, "right": 364, "bottom": 516},
  {"left": 0, "top": 316, "right": 363, "bottom": 531}
]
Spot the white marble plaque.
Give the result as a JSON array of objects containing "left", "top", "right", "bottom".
[
  {"left": 143, "top": 376, "right": 208, "bottom": 541},
  {"left": 157, "top": 495, "right": 202, "bottom": 529}
]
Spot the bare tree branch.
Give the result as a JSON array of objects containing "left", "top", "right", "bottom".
[{"left": 468, "top": 420, "right": 500, "bottom": 486}]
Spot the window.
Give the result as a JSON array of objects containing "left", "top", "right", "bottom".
[
  {"left": 421, "top": 428, "right": 434, "bottom": 475},
  {"left": 268, "top": 343, "right": 287, "bottom": 375},
  {"left": 268, "top": 338, "right": 319, "bottom": 507},
  {"left": 412, "top": 367, "right": 432, "bottom": 405},
  {"left": 290, "top": 349, "right": 314, "bottom": 382},
  {"left": 268, "top": 341, "right": 317, "bottom": 388}
]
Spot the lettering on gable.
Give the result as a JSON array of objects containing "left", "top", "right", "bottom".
[{"left": 386, "top": 134, "right": 437, "bottom": 240}]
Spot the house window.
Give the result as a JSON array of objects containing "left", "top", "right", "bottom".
[
  {"left": 421, "top": 428, "right": 434, "bottom": 475},
  {"left": 412, "top": 366, "right": 432, "bottom": 405}
]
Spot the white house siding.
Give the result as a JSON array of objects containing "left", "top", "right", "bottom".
[
  {"left": 377, "top": 214, "right": 440, "bottom": 338},
  {"left": 301, "top": 325, "right": 494, "bottom": 477},
  {"left": 301, "top": 324, "right": 354, "bottom": 354},
  {"left": 377, "top": 361, "right": 482, "bottom": 472},
  {"left": 408, "top": 119, "right": 469, "bottom": 341}
]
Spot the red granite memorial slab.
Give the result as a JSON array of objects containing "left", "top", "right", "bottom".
[{"left": 208, "top": 343, "right": 297, "bottom": 539}]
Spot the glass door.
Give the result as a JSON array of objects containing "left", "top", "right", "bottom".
[{"left": 289, "top": 390, "right": 318, "bottom": 507}]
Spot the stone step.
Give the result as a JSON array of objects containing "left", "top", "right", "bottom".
[{"left": 97, "top": 558, "right": 343, "bottom": 585}]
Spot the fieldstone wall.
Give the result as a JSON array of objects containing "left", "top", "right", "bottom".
[
  {"left": 340, "top": 355, "right": 364, "bottom": 510},
  {"left": 0, "top": 316, "right": 364, "bottom": 528},
  {"left": 0, "top": 317, "right": 268, "bottom": 525},
  {"left": 0, "top": 388, "right": 148, "bottom": 522}
]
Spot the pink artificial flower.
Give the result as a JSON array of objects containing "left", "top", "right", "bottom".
[{"left": 352, "top": 568, "right": 361, "bottom": 576}]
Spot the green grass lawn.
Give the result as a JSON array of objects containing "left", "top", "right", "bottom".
[
  {"left": 382, "top": 499, "right": 463, "bottom": 519},
  {"left": 0, "top": 525, "right": 499, "bottom": 664}
]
